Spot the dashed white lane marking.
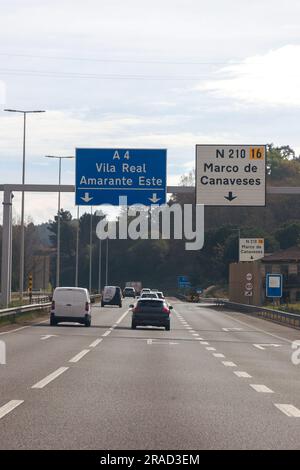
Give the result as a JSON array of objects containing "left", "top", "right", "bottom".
[
  {"left": 234, "top": 371, "right": 252, "bottom": 378},
  {"left": 102, "top": 330, "right": 111, "bottom": 337},
  {"left": 213, "top": 353, "right": 225, "bottom": 358},
  {"left": 274, "top": 404, "right": 300, "bottom": 417},
  {"left": 32, "top": 367, "right": 69, "bottom": 389},
  {"left": 189, "top": 330, "right": 196, "bottom": 333},
  {"left": 89, "top": 338, "right": 103, "bottom": 348},
  {"left": 116, "top": 310, "right": 130, "bottom": 325},
  {"left": 192, "top": 333, "right": 199, "bottom": 336},
  {"left": 40, "top": 335, "right": 57, "bottom": 340},
  {"left": 222, "top": 361, "right": 237, "bottom": 367},
  {"left": 200, "top": 341, "right": 209, "bottom": 345},
  {"left": 222, "top": 327, "right": 243, "bottom": 332},
  {"left": 0, "top": 400, "right": 24, "bottom": 419},
  {"left": 206, "top": 347, "right": 216, "bottom": 351},
  {"left": 253, "top": 343, "right": 281, "bottom": 350},
  {"left": 147, "top": 339, "right": 153, "bottom": 345},
  {"left": 69, "top": 349, "right": 90, "bottom": 363},
  {"left": 186, "top": 327, "right": 193, "bottom": 330},
  {"left": 250, "top": 384, "right": 274, "bottom": 393}
]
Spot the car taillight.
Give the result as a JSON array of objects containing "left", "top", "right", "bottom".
[
  {"left": 51, "top": 300, "right": 55, "bottom": 310},
  {"left": 85, "top": 302, "right": 89, "bottom": 311},
  {"left": 162, "top": 306, "right": 170, "bottom": 314}
]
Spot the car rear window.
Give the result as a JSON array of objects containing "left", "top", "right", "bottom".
[{"left": 138, "top": 300, "right": 164, "bottom": 308}]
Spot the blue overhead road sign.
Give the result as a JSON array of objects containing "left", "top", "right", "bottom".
[{"left": 76, "top": 148, "right": 167, "bottom": 206}]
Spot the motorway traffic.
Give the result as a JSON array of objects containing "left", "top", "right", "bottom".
[{"left": 1, "top": 297, "right": 300, "bottom": 450}]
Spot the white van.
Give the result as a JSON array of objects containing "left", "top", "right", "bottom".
[{"left": 50, "top": 287, "right": 92, "bottom": 327}]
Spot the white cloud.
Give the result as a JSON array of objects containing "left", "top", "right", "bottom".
[{"left": 197, "top": 45, "right": 300, "bottom": 107}]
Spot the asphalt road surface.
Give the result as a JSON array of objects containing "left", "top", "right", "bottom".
[{"left": 0, "top": 298, "right": 300, "bottom": 450}]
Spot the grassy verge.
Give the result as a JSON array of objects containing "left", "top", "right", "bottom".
[
  {"left": 265, "top": 303, "right": 300, "bottom": 315},
  {"left": 0, "top": 309, "right": 50, "bottom": 329}
]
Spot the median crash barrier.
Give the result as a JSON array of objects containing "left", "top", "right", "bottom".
[{"left": 0, "top": 302, "right": 52, "bottom": 323}]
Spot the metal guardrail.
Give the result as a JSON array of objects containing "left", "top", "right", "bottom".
[
  {"left": 0, "top": 294, "right": 101, "bottom": 321},
  {"left": 0, "top": 302, "right": 52, "bottom": 320},
  {"left": 206, "top": 298, "right": 300, "bottom": 329}
]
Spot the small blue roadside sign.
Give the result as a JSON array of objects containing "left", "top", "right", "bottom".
[
  {"left": 178, "top": 276, "right": 191, "bottom": 289},
  {"left": 75, "top": 148, "right": 167, "bottom": 206},
  {"left": 266, "top": 274, "right": 283, "bottom": 298}
]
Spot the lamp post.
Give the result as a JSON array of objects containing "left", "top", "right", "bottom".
[
  {"left": 45, "top": 155, "right": 74, "bottom": 287},
  {"left": 89, "top": 206, "right": 93, "bottom": 292},
  {"left": 4, "top": 109, "right": 45, "bottom": 299},
  {"left": 75, "top": 206, "right": 80, "bottom": 287},
  {"left": 105, "top": 237, "right": 109, "bottom": 286}
]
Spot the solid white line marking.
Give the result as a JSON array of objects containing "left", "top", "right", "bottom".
[
  {"left": 0, "top": 326, "right": 30, "bottom": 336},
  {"left": 213, "top": 353, "right": 225, "bottom": 358},
  {"left": 102, "top": 330, "right": 111, "bottom": 337},
  {"left": 200, "top": 341, "right": 209, "bottom": 345},
  {"left": 116, "top": 310, "right": 129, "bottom": 325},
  {"left": 0, "top": 400, "right": 24, "bottom": 419},
  {"left": 32, "top": 367, "right": 69, "bottom": 389},
  {"left": 218, "top": 310, "right": 295, "bottom": 346},
  {"left": 206, "top": 347, "right": 216, "bottom": 351},
  {"left": 250, "top": 384, "right": 274, "bottom": 393},
  {"left": 89, "top": 338, "right": 103, "bottom": 348},
  {"left": 274, "top": 404, "right": 300, "bottom": 417},
  {"left": 234, "top": 371, "right": 252, "bottom": 378},
  {"left": 69, "top": 349, "right": 90, "bottom": 363},
  {"left": 222, "top": 361, "right": 237, "bottom": 367}
]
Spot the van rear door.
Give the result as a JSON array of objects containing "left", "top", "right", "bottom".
[{"left": 54, "top": 289, "right": 86, "bottom": 318}]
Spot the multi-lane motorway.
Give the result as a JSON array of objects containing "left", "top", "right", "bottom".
[{"left": 0, "top": 298, "right": 300, "bottom": 449}]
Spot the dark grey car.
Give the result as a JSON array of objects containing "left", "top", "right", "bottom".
[{"left": 130, "top": 298, "right": 172, "bottom": 330}]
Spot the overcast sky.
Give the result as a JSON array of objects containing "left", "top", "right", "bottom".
[{"left": 1, "top": 0, "right": 300, "bottom": 223}]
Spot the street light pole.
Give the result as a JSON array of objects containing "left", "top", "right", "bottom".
[
  {"left": 98, "top": 238, "right": 102, "bottom": 294},
  {"left": 45, "top": 155, "right": 74, "bottom": 287},
  {"left": 75, "top": 206, "right": 80, "bottom": 287},
  {"left": 4, "top": 109, "right": 45, "bottom": 300},
  {"left": 89, "top": 206, "right": 93, "bottom": 292},
  {"left": 105, "top": 237, "right": 109, "bottom": 286}
]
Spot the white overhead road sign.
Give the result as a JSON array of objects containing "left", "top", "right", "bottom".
[{"left": 196, "top": 145, "right": 266, "bottom": 206}]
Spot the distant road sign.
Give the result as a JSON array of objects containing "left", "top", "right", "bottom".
[
  {"left": 239, "top": 238, "right": 264, "bottom": 262},
  {"left": 196, "top": 145, "right": 266, "bottom": 206},
  {"left": 76, "top": 148, "right": 167, "bottom": 206},
  {"left": 266, "top": 274, "right": 283, "bottom": 298},
  {"left": 178, "top": 276, "right": 191, "bottom": 288}
]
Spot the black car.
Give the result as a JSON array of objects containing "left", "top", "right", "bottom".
[{"left": 130, "top": 298, "right": 172, "bottom": 330}]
